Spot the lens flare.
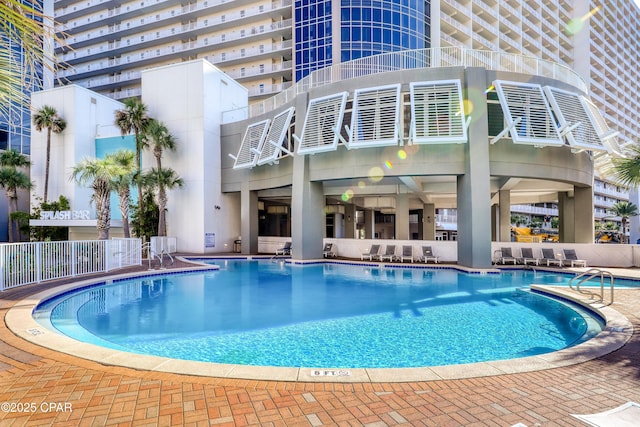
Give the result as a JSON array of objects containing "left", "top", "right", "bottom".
[
  {"left": 404, "top": 144, "right": 419, "bottom": 155},
  {"left": 369, "top": 166, "right": 384, "bottom": 182},
  {"left": 358, "top": 180, "right": 366, "bottom": 188},
  {"left": 341, "top": 189, "right": 354, "bottom": 202},
  {"left": 565, "top": 18, "right": 583, "bottom": 35},
  {"left": 484, "top": 85, "right": 495, "bottom": 94},
  {"left": 462, "top": 100, "right": 474, "bottom": 115},
  {"left": 565, "top": 6, "right": 600, "bottom": 35},
  {"left": 397, "top": 149, "right": 407, "bottom": 160},
  {"left": 384, "top": 160, "right": 393, "bottom": 169}
]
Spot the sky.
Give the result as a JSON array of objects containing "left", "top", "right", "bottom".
[{"left": 636, "top": 0, "right": 640, "bottom": 10}]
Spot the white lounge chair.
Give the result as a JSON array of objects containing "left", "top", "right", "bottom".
[
  {"left": 323, "top": 243, "right": 336, "bottom": 258},
  {"left": 361, "top": 244, "right": 380, "bottom": 261},
  {"left": 419, "top": 246, "right": 439, "bottom": 263},
  {"left": 275, "top": 241, "right": 291, "bottom": 255},
  {"left": 379, "top": 245, "right": 397, "bottom": 262},
  {"left": 562, "top": 249, "right": 587, "bottom": 267},
  {"left": 540, "top": 248, "right": 562, "bottom": 266},
  {"left": 497, "top": 247, "right": 517, "bottom": 265},
  {"left": 520, "top": 247, "right": 539, "bottom": 266},
  {"left": 400, "top": 245, "right": 414, "bottom": 263}
]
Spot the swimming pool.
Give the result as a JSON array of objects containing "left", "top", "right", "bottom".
[{"left": 33, "top": 260, "right": 606, "bottom": 369}]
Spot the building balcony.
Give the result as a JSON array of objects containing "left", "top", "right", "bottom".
[
  {"left": 57, "top": 40, "right": 293, "bottom": 82},
  {"left": 521, "top": 31, "right": 542, "bottom": 51},
  {"left": 440, "top": 14, "right": 471, "bottom": 36},
  {"left": 594, "top": 182, "right": 629, "bottom": 200},
  {"left": 246, "top": 82, "right": 293, "bottom": 98},
  {"left": 472, "top": 1, "right": 498, "bottom": 21},
  {"left": 510, "top": 205, "right": 557, "bottom": 216},
  {"left": 440, "top": 0, "right": 470, "bottom": 17},
  {"left": 109, "top": 87, "right": 143, "bottom": 100},
  {"left": 521, "top": 2, "right": 542, "bottom": 21},
  {"left": 55, "top": 0, "right": 121, "bottom": 22},
  {"left": 226, "top": 61, "right": 293, "bottom": 82},
  {"left": 55, "top": 0, "right": 292, "bottom": 45},
  {"left": 60, "top": 18, "right": 293, "bottom": 65},
  {"left": 471, "top": 32, "right": 498, "bottom": 51},
  {"left": 499, "top": 33, "right": 521, "bottom": 52},
  {"left": 81, "top": 71, "right": 142, "bottom": 92}
]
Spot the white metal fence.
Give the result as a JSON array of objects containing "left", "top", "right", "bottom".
[
  {"left": 0, "top": 238, "right": 142, "bottom": 291},
  {"left": 221, "top": 47, "right": 588, "bottom": 121}
]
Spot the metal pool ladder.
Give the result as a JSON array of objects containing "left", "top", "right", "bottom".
[
  {"left": 568, "top": 268, "right": 615, "bottom": 304},
  {"left": 142, "top": 242, "right": 174, "bottom": 270}
]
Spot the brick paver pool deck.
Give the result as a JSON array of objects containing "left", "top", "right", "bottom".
[{"left": 1, "top": 259, "right": 639, "bottom": 426}]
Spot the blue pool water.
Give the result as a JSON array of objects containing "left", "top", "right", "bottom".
[{"left": 34, "top": 260, "right": 606, "bottom": 368}]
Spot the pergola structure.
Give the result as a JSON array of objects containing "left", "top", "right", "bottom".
[{"left": 219, "top": 49, "right": 621, "bottom": 268}]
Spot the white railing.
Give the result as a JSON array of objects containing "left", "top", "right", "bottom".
[
  {"left": 221, "top": 47, "right": 588, "bottom": 122},
  {"left": 0, "top": 238, "right": 142, "bottom": 291}
]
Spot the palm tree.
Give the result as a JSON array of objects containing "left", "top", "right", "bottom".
[
  {"left": 109, "top": 150, "right": 137, "bottom": 238},
  {"left": 611, "top": 144, "right": 640, "bottom": 188},
  {"left": 33, "top": 105, "right": 67, "bottom": 202},
  {"left": 114, "top": 98, "right": 151, "bottom": 209},
  {"left": 611, "top": 201, "right": 638, "bottom": 244},
  {"left": 145, "top": 119, "right": 176, "bottom": 171},
  {"left": 0, "top": 149, "right": 32, "bottom": 242},
  {"left": 71, "top": 156, "right": 122, "bottom": 240},
  {"left": 0, "top": 1, "right": 62, "bottom": 118},
  {"left": 142, "top": 168, "right": 184, "bottom": 237}
]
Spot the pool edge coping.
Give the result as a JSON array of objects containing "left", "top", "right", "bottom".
[{"left": 5, "top": 266, "right": 634, "bottom": 384}]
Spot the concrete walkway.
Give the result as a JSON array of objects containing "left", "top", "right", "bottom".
[{"left": 1, "top": 260, "right": 639, "bottom": 426}]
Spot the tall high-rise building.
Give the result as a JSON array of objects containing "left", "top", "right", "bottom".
[
  {"left": 54, "top": 0, "right": 294, "bottom": 102},
  {"left": 294, "top": 0, "right": 430, "bottom": 80},
  {"left": 433, "top": 1, "right": 640, "bottom": 226}
]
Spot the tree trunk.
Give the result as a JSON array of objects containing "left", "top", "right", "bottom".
[
  {"left": 157, "top": 185, "right": 167, "bottom": 237},
  {"left": 11, "top": 194, "right": 20, "bottom": 242},
  {"left": 44, "top": 128, "right": 52, "bottom": 202},
  {"left": 119, "top": 188, "right": 130, "bottom": 238},
  {"left": 94, "top": 182, "right": 111, "bottom": 240},
  {"left": 154, "top": 147, "right": 162, "bottom": 171},
  {"left": 5, "top": 193, "right": 14, "bottom": 243},
  {"left": 135, "top": 140, "right": 143, "bottom": 213}
]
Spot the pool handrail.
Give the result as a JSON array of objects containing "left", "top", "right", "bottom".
[{"left": 569, "top": 268, "right": 615, "bottom": 304}]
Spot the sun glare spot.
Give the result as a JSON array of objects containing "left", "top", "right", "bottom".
[
  {"left": 341, "top": 189, "right": 354, "bottom": 202},
  {"left": 369, "top": 166, "right": 384, "bottom": 182}
]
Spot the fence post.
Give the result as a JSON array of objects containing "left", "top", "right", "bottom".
[
  {"left": 71, "top": 242, "right": 76, "bottom": 277},
  {"left": 0, "top": 245, "right": 4, "bottom": 291},
  {"left": 105, "top": 240, "right": 111, "bottom": 272},
  {"left": 36, "top": 242, "right": 42, "bottom": 283}
]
